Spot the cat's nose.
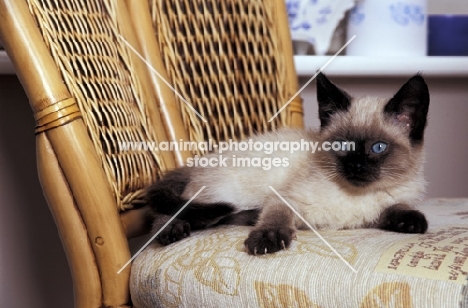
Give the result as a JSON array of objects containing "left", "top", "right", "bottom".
[{"left": 348, "top": 162, "right": 363, "bottom": 173}]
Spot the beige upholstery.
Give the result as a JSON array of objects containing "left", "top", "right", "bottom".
[{"left": 131, "top": 198, "right": 468, "bottom": 308}]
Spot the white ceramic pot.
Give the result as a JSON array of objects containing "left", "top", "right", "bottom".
[{"left": 346, "top": 0, "right": 427, "bottom": 56}]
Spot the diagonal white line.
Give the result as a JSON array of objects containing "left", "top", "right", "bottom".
[
  {"left": 268, "top": 186, "right": 358, "bottom": 273},
  {"left": 117, "top": 186, "right": 206, "bottom": 274},
  {"left": 268, "top": 35, "right": 357, "bottom": 123},
  {"left": 117, "top": 34, "right": 208, "bottom": 123}
]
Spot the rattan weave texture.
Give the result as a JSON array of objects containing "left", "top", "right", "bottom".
[
  {"left": 150, "top": 0, "right": 289, "bottom": 155},
  {"left": 27, "top": 0, "right": 165, "bottom": 211}
]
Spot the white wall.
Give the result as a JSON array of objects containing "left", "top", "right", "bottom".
[{"left": 428, "top": 0, "right": 468, "bottom": 14}]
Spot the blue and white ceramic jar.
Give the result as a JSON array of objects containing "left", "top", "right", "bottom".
[
  {"left": 346, "top": 0, "right": 427, "bottom": 56},
  {"left": 286, "top": 0, "right": 356, "bottom": 55}
]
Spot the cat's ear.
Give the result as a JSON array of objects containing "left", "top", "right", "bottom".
[
  {"left": 384, "top": 75, "right": 430, "bottom": 143},
  {"left": 316, "top": 72, "right": 351, "bottom": 128}
]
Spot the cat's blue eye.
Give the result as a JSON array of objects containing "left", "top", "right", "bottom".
[{"left": 371, "top": 142, "right": 387, "bottom": 154}]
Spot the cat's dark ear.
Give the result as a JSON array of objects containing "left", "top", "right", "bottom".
[
  {"left": 384, "top": 75, "right": 430, "bottom": 143},
  {"left": 316, "top": 72, "right": 351, "bottom": 128}
]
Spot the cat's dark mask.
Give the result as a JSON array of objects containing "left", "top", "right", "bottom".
[{"left": 316, "top": 73, "right": 430, "bottom": 188}]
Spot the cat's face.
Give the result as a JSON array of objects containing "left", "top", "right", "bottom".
[{"left": 315, "top": 73, "right": 429, "bottom": 191}]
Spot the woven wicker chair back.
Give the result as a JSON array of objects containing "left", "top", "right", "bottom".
[
  {"left": 26, "top": 0, "right": 171, "bottom": 211},
  {"left": 149, "top": 0, "right": 291, "bottom": 155}
]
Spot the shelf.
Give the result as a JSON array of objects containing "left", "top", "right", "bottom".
[
  {"left": 2, "top": 51, "right": 468, "bottom": 77},
  {"left": 0, "top": 51, "right": 15, "bottom": 74},
  {"left": 294, "top": 56, "right": 468, "bottom": 77}
]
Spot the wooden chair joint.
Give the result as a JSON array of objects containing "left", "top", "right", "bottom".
[
  {"left": 35, "top": 97, "right": 82, "bottom": 134},
  {"left": 287, "top": 96, "right": 304, "bottom": 114}
]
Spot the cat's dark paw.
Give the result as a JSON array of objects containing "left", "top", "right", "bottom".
[
  {"left": 155, "top": 219, "right": 191, "bottom": 245},
  {"left": 381, "top": 209, "right": 428, "bottom": 234},
  {"left": 244, "top": 227, "right": 295, "bottom": 255}
]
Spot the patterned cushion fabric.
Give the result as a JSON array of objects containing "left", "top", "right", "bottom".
[{"left": 130, "top": 199, "right": 468, "bottom": 308}]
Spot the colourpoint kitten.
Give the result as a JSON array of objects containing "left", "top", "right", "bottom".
[{"left": 145, "top": 73, "right": 430, "bottom": 255}]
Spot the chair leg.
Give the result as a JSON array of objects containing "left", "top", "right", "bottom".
[{"left": 37, "top": 133, "right": 103, "bottom": 308}]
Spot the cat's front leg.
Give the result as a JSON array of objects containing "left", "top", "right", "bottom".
[
  {"left": 244, "top": 203, "right": 296, "bottom": 255},
  {"left": 377, "top": 203, "right": 428, "bottom": 234}
]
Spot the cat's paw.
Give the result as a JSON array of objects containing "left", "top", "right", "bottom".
[
  {"left": 382, "top": 209, "right": 428, "bottom": 234},
  {"left": 244, "top": 227, "right": 295, "bottom": 255},
  {"left": 155, "top": 219, "right": 191, "bottom": 245}
]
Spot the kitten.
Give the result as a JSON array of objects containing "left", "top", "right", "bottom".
[{"left": 146, "top": 73, "right": 429, "bottom": 255}]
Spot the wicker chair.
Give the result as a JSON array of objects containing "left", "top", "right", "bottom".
[{"left": 0, "top": 0, "right": 302, "bottom": 307}]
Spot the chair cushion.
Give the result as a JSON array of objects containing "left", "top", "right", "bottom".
[{"left": 130, "top": 199, "right": 468, "bottom": 307}]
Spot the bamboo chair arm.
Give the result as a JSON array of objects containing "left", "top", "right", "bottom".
[
  {"left": 0, "top": 0, "right": 133, "bottom": 306},
  {"left": 121, "top": 207, "right": 152, "bottom": 239}
]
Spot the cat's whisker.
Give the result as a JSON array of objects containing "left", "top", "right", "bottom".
[{"left": 381, "top": 167, "right": 402, "bottom": 171}]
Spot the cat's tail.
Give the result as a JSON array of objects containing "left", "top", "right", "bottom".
[
  {"left": 145, "top": 166, "right": 191, "bottom": 216},
  {"left": 145, "top": 166, "right": 235, "bottom": 230}
]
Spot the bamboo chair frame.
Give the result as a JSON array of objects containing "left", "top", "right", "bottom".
[{"left": 0, "top": 0, "right": 303, "bottom": 307}]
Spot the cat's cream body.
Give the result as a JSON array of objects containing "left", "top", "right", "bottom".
[
  {"left": 147, "top": 73, "right": 430, "bottom": 254},
  {"left": 183, "top": 97, "right": 426, "bottom": 231}
]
